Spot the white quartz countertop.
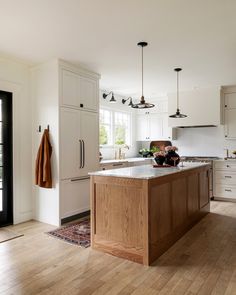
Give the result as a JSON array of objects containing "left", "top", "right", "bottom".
[
  {"left": 89, "top": 162, "right": 210, "bottom": 180},
  {"left": 100, "top": 157, "right": 153, "bottom": 164}
]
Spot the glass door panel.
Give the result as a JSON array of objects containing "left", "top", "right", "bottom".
[{"left": 0, "top": 91, "right": 13, "bottom": 226}]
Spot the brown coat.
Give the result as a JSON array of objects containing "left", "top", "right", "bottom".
[{"left": 35, "top": 129, "right": 52, "bottom": 188}]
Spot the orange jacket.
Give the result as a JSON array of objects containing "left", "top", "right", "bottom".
[{"left": 35, "top": 129, "right": 52, "bottom": 188}]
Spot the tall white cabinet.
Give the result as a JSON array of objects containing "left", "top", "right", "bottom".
[
  {"left": 222, "top": 86, "right": 236, "bottom": 139},
  {"left": 32, "top": 59, "right": 100, "bottom": 226}
]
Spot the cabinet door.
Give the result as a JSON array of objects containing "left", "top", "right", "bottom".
[
  {"left": 162, "top": 114, "right": 177, "bottom": 140},
  {"left": 136, "top": 114, "right": 149, "bottom": 141},
  {"left": 199, "top": 170, "right": 209, "bottom": 208},
  {"left": 78, "top": 76, "right": 98, "bottom": 112},
  {"left": 80, "top": 111, "right": 99, "bottom": 175},
  {"left": 225, "top": 108, "right": 236, "bottom": 139},
  {"left": 60, "top": 178, "right": 90, "bottom": 219},
  {"left": 149, "top": 114, "right": 163, "bottom": 140},
  {"left": 60, "top": 108, "right": 82, "bottom": 179},
  {"left": 61, "top": 69, "right": 80, "bottom": 108},
  {"left": 225, "top": 92, "right": 236, "bottom": 109}
]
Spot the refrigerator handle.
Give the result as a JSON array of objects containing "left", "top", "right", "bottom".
[
  {"left": 79, "top": 139, "right": 82, "bottom": 169},
  {"left": 82, "top": 140, "right": 85, "bottom": 168}
]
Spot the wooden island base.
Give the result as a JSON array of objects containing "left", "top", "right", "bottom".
[{"left": 90, "top": 165, "right": 210, "bottom": 265}]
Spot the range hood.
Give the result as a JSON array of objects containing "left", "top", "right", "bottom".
[{"left": 168, "top": 88, "right": 222, "bottom": 128}]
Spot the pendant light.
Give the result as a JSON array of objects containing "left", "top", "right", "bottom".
[
  {"left": 131, "top": 42, "right": 155, "bottom": 109},
  {"left": 169, "top": 68, "right": 187, "bottom": 118}
]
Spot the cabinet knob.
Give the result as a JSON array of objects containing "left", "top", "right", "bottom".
[{"left": 80, "top": 103, "right": 84, "bottom": 108}]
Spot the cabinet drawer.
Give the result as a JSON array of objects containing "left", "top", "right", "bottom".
[
  {"left": 214, "top": 171, "right": 236, "bottom": 185},
  {"left": 100, "top": 162, "right": 128, "bottom": 170},
  {"left": 214, "top": 184, "right": 236, "bottom": 199},
  {"left": 60, "top": 178, "right": 90, "bottom": 219},
  {"left": 214, "top": 161, "right": 236, "bottom": 171}
]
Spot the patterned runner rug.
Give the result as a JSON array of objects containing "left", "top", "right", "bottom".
[{"left": 47, "top": 219, "right": 90, "bottom": 248}]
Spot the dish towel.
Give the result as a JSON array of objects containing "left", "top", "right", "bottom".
[{"left": 35, "top": 129, "right": 52, "bottom": 188}]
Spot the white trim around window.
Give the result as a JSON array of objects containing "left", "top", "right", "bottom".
[{"left": 99, "top": 107, "right": 132, "bottom": 147}]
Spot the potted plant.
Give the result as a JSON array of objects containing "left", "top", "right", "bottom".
[
  {"left": 153, "top": 151, "right": 166, "bottom": 165},
  {"left": 165, "top": 146, "right": 180, "bottom": 166}
]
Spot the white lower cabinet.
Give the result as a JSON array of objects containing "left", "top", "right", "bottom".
[
  {"left": 60, "top": 178, "right": 90, "bottom": 219},
  {"left": 213, "top": 160, "right": 236, "bottom": 201}
]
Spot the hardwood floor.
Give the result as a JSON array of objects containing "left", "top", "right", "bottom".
[{"left": 0, "top": 201, "right": 236, "bottom": 295}]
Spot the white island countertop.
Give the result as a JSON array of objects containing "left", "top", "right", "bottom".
[
  {"left": 89, "top": 162, "right": 210, "bottom": 180},
  {"left": 100, "top": 157, "right": 153, "bottom": 164}
]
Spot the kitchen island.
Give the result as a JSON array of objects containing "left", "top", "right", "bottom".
[{"left": 89, "top": 163, "right": 210, "bottom": 265}]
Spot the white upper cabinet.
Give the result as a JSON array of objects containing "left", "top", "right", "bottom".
[
  {"left": 61, "top": 70, "right": 79, "bottom": 108},
  {"left": 60, "top": 68, "right": 99, "bottom": 112},
  {"left": 223, "top": 88, "right": 236, "bottom": 139},
  {"left": 168, "top": 88, "right": 222, "bottom": 127},
  {"left": 78, "top": 76, "right": 98, "bottom": 111},
  {"left": 136, "top": 112, "right": 176, "bottom": 141}
]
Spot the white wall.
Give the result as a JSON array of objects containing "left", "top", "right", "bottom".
[
  {"left": 139, "top": 95, "right": 236, "bottom": 158},
  {"left": 31, "top": 60, "right": 60, "bottom": 226},
  {"left": 0, "top": 57, "right": 32, "bottom": 224},
  {"left": 99, "top": 91, "right": 141, "bottom": 159}
]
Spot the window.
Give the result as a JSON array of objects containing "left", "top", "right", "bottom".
[{"left": 99, "top": 108, "right": 131, "bottom": 146}]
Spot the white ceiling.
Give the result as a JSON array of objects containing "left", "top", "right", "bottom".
[{"left": 1, "top": 0, "right": 236, "bottom": 98}]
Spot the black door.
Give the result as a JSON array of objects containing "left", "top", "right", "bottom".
[{"left": 0, "top": 91, "right": 13, "bottom": 227}]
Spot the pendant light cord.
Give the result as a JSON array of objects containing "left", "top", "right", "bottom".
[
  {"left": 141, "top": 45, "right": 143, "bottom": 97},
  {"left": 177, "top": 70, "right": 179, "bottom": 109}
]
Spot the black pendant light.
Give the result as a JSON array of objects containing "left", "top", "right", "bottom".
[
  {"left": 169, "top": 68, "right": 187, "bottom": 118},
  {"left": 131, "top": 42, "right": 155, "bottom": 109}
]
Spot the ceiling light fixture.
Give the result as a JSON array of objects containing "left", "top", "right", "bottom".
[
  {"left": 131, "top": 42, "right": 155, "bottom": 109},
  {"left": 122, "top": 97, "right": 133, "bottom": 107},
  {"left": 169, "top": 68, "right": 187, "bottom": 118},
  {"left": 103, "top": 91, "right": 117, "bottom": 103}
]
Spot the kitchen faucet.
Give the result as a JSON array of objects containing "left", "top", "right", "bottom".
[{"left": 115, "top": 144, "right": 130, "bottom": 160}]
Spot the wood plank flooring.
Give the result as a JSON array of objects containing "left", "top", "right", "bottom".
[{"left": 0, "top": 201, "right": 236, "bottom": 295}]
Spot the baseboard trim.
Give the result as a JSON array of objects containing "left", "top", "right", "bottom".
[{"left": 61, "top": 210, "right": 90, "bottom": 224}]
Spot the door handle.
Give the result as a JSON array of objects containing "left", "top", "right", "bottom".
[
  {"left": 82, "top": 140, "right": 85, "bottom": 168},
  {"left": 79, "top": 139, "right": 82, "bottom": 168},
  {"left": 225, "top": 189, "right": 232, "bottom": 192},
  {"left": 224, "top": 175, "right": 232, "bottom": 178}
]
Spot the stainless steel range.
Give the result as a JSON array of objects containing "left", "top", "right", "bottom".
[{"left": 181, "top": 156, "right": 221, "bottom": 199}]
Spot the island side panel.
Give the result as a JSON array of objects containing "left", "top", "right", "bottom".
[
  {"left": 90, "top": 176, "right": 149, "bottom": 264},
  {"left": 149, "top": 166, "right": 210, "bottom": 264}
]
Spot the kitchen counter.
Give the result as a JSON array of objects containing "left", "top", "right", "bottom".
[
  {"left": 90, "top": 163, "right": 210, "bottom": 265},
  {"left": 91, "top": 162, "right": 209, "bottom": 179},
  {"left": 100, "top": 157, "right": 153, "bottom": 164}
]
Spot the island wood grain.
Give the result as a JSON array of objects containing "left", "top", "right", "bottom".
[{"left": 90, "top": 165, "right": 210, "bottom": 265}]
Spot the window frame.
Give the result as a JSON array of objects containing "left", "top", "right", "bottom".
[{"left": 99, "top": 106, "right": 132, "bottom": 148}]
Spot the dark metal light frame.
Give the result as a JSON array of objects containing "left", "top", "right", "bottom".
[
  {"left": 122, "top": 97, "right": 134, "bottom": 107},
  {"left": 169, "top": 68, "right": 187, "bottom": 118},
  {"left": 131, "top": 42, "right": 155, "bottom": 109},
  {"left": 103, "top": 91, "right": 116, "bottom": 103}
]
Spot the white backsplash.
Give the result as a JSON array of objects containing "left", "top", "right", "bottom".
[{"left": 140, "top": 125, "right": 236, "bottom": 159}]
